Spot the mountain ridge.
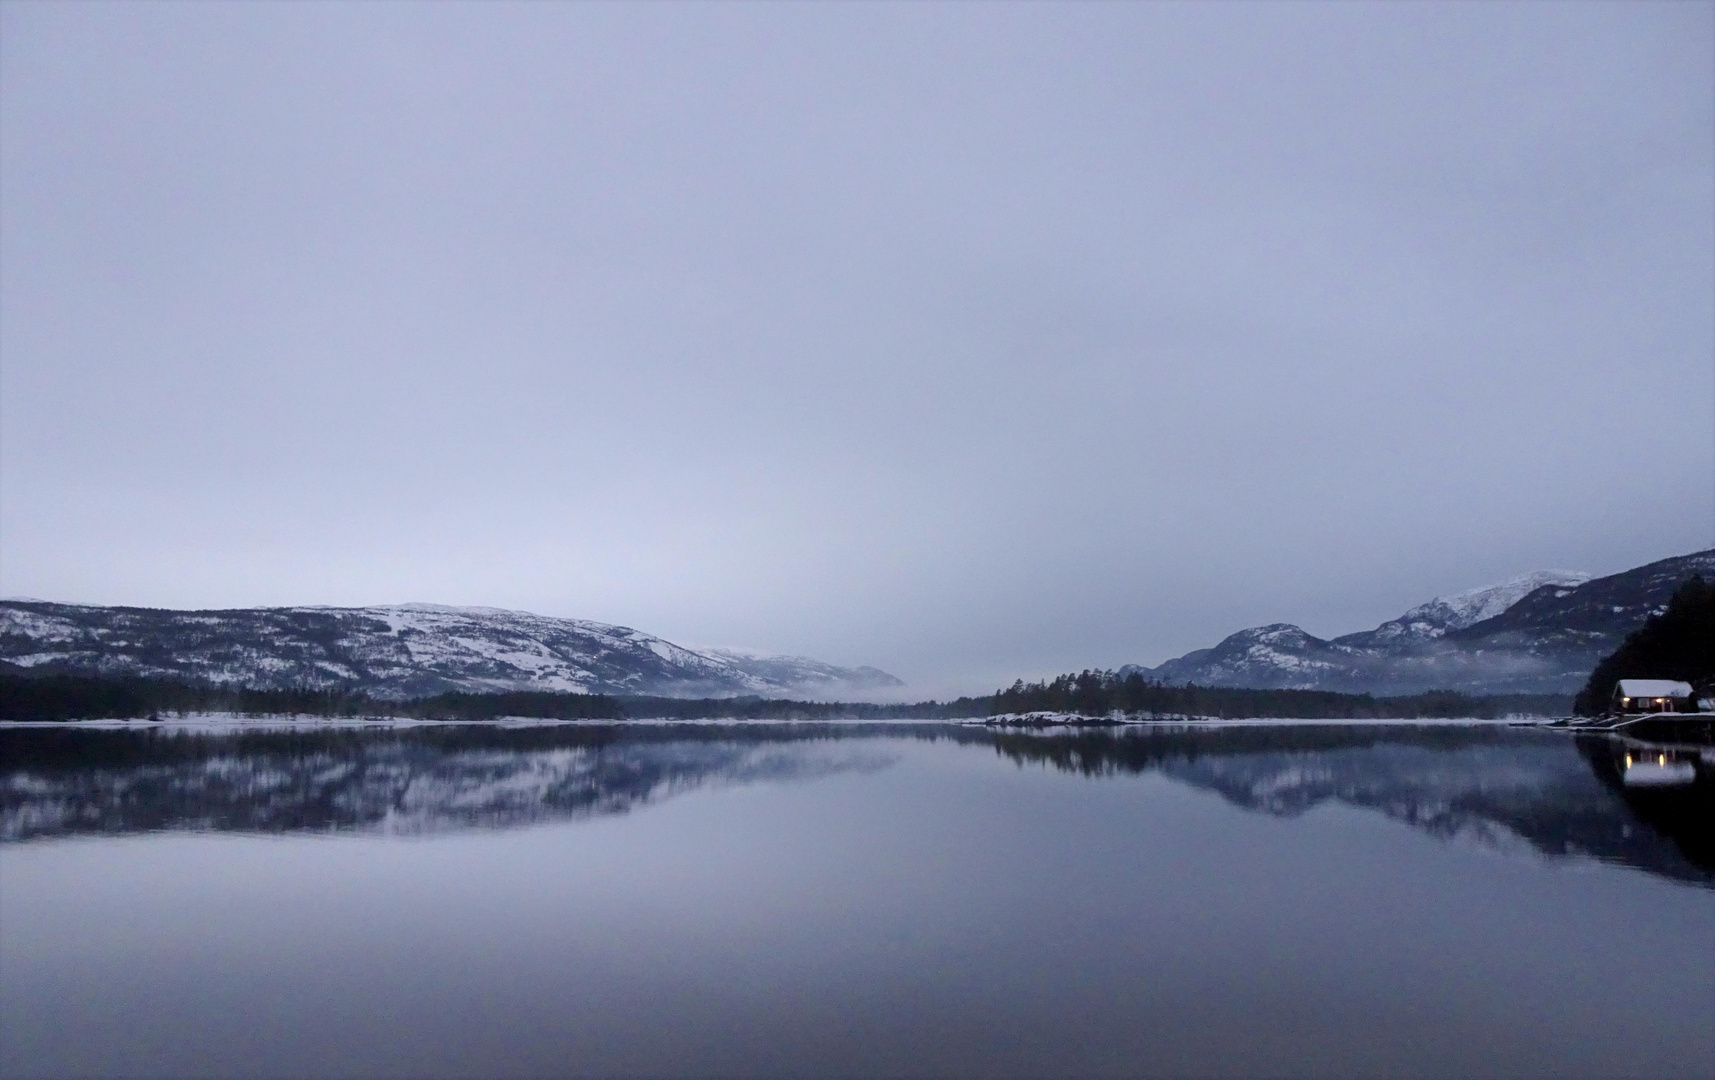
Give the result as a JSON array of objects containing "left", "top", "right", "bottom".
[
  {"left": 1128, "top": 551, "right": 1714, "bottom": 695},
  {"left": 0, "top": 601, "right": 904, "bottom": 700},
  {"left": 1341, "top": 570, "right": 1591, "bottom": 647}
]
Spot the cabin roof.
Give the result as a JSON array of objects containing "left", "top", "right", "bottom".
[{"left": 1615, "top": 679, "right": 1693, "bottom": 698}]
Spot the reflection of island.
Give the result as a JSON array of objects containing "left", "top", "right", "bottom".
[
  {"left": 988, "top": 725, "right": 1714, "bottom": 887},
  {"left": 0, "top": 724, "right": 921, "bottom": 841}
]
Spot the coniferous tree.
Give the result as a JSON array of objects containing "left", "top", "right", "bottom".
[{"left": 1573, "top": 575, "right": 1715, "bottom": 715}]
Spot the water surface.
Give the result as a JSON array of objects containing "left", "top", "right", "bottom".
[{"left": 3, "top": 722, "right": 1711, "bottom": 1078}]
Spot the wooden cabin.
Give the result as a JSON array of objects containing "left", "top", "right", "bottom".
[{"left": 1611, "top": 679, "right": 1694, "bottom": 714}]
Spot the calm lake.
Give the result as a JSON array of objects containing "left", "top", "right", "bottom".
[{"left": 2, "top": 721, "right": 1711, "bottom": 1079}]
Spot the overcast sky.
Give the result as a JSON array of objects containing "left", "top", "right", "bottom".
[{"left": 2, "top": 2, "right": 1711, "bottom": 695}]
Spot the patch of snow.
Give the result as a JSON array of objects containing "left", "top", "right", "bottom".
[
  {"left": 1615, "top": 679, "right": 1692, "bottom": 698},
  {"left": 1396, "top": 570, "right": 1591, "bottom": 634}
]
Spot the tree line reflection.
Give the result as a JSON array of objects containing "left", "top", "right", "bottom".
[
  {"left": 2, "top": 721, "right": 1707, "bottom": 886},
  {"left": 986, "top": 725, "right": 1712, "bottom": 885},
  {"left": 0, "top": 724, "right": 934, "bottom": 840}
]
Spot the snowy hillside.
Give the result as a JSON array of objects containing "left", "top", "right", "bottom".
[
  {"left": 0, "top": 601, "right": 903, "bottom": 699},
  {"left": 695, "top": 647, "right": 903, "bottom": 697},
  {"left": 1360, "top": 570, "right": 1591, "bottom": 644},
  {"left": 1131, "top": 551, "right": 1713, "bottom": 695}
]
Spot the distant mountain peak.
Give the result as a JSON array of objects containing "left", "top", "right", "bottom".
[
  {"left": 1135, "top": 551, "right": 1711, "bottom": 695},
  {"left": 389, "top": 602, "right": 529, "bottom": 616},
  {"left": 1232, "top": 623, "right": 1317, "bottom": 644},
  {"left": 696, "top": 646, "right": 905, "bottom": 694},
  {"left": 1372, "top": 570, "right": 1592, "bottom": 643}
]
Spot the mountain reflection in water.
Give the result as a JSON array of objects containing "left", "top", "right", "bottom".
[
  {"left": 985, "top": 724, "right": 1713, "bottom": 887},
  {"left": 2, "top": 721, "right": 1708, "bottom": 886},
  {"left": 0, "top": 724, "right": 912, "bottom": 840}
]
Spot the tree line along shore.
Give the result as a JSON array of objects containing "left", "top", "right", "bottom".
[{"left": 0, "top": 671, "right": 1567, "bottom": 723}]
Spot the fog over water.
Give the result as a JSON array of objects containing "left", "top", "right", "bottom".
[{"left": 2, "top": 4, "right": 1711, "bottom": 694}]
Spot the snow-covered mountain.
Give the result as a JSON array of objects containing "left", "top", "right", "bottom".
[
  {"left": 1361, "top": 570, "right": 1591, "bottom": 644},
  {"left": 694, "top": 647, "right": 902, "bottom": 698},
  {"left": 0, "top": 601, "right": 904, "bottom": 699},
  {"left": 1128, "top": 551, "right": 1713, "bottom": 695}
]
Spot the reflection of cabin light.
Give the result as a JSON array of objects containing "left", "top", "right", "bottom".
[{"left": 1623, "top": 756, "right": 1697, "bottom": 786}]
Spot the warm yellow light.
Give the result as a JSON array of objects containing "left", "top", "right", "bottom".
[
  {"left": 1659, "top": 754, "right": 1666, "bottom": 766},
  {"left": 1625, "top": 754, "right": 1633, "bottom": 767}
]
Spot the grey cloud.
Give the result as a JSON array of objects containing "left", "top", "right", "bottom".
[{"left": 2, "top": 2, "right": 1710, "bottom": 696}]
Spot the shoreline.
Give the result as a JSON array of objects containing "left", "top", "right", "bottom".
[{"left": 0, "top": 713, "right": 1548, "bottom": 732}]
